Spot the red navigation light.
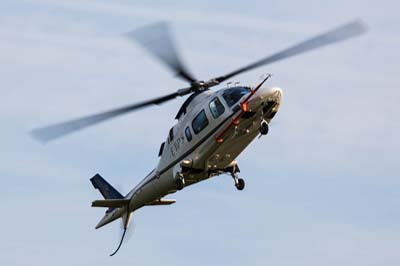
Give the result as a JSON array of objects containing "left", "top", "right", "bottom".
[{"left": 240, "top": 102, "right": 249, "bottom": 112}]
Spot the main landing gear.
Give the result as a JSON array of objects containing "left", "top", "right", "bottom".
[
  {"left": 175, "top": 174, "right": 185, "bottom": 190},
  {"left": 231, "top": 172, "right": 245, "bottom": 191},
  {"left": 226, "top": 164, "right": 245, "bottom": 191}
]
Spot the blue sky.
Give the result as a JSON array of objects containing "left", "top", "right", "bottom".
[{"left": 1, "top": 0, "right": 399, "bottom": 265}]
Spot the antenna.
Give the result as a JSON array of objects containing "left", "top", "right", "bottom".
[{"left": 260, "top": 73, "right": 273, "bottom": 80}]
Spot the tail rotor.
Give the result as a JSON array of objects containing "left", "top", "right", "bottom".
[{"left": 109, "top": 207, "right": 133, "bottom": 256}]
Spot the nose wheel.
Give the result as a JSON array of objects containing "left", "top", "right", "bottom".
[{"left": 260, "top": 120, "right": 269, "bottom": 135}]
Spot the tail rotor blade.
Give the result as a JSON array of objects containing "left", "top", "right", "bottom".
[
  {"left": 109, "top": 208, "right": 133, "bottom": 257},
  {"left": 110, "top": 228, "right": 127, "bottom": 257}
]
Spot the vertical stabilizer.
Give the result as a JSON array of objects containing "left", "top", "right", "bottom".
[{"left": 90, "top": 173, "right": 123, "bottom": 199}]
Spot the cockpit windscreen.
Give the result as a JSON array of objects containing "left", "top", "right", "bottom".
[{"left": 222, "top": 87, "right": 251, "bottom": 107}]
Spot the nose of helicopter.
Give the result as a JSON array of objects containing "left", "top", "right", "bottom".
[
  {"left": 242, "top": 86, "right": 282, "bottom": 113},
  {"left": 257, "top": 86, "right": 283, "bottom": 103},
  {"left": 246, "top": 86, "right": 282, "bottom": 108}
]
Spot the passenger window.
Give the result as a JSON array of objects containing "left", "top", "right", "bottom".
[
  {"left": 169, "top": 127, "right": 174, "bottom": 142},
  {"left": 185, "top": 127, "right": 192, "bottom": 142},
  {"left": 192, "top": 110, "right": 209, "bottom": 134},
  {"left": 158, "top": 142, "right": 165, "bottom": 157},
  {"left": 209, "top": 97, "right": 225, "bottom": 118}
]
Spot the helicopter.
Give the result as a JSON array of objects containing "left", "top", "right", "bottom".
[{"left": 31, "top": 20, "right": 367, "bottom": 256}]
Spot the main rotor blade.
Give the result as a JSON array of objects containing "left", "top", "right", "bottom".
[
  {"left": 31, "top": 89, "right": 190, "bottom": 143},
  {"left": 215, "top": 20, "right": 367, "bottom": 83},
  {"left": 125, "top": 22, "right": 197, "bottom": 83}
]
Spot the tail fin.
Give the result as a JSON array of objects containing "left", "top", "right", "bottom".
[
  {"left": 90, "top": 173, "right": 133, "bottom": 256},
  {"left": 90, "top": 173, "right": 126, "bottom": 229},
  {"left": 90, "top": 173, "right": 123, "bottom": 199}
]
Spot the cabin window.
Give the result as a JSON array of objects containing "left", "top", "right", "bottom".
[
  {"left": 222, "top": 87, "right": 251, "bottom": 107},
  {"left": 209, "top": 97, "right": 225, "bottom": 118},
  {"left": 185, "top": 127, "right": 192, "bottom": 142},
  {"left": 158, "top": 142, "right": 165, "bottom": 157},
  {"left": 192, "top": 109, "right": 209, "bottom": 134},
  {"left": 169, "top": 127, "right": 174, "bottom": 142}
]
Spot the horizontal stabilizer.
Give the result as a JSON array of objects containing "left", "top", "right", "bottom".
[
  {"left": 145, "top": 199, "right": 176, "bottom": 206},
  {"left": 92, "top": 199, "right": 130, "bottom": 208}
]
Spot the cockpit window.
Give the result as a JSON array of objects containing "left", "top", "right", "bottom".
[
  {"left": 209, "top": 97, "right": 225, "bottom": 118},
  {"left": 192, "top": 109, "right": 209, "bottom": 134},
  {"left": 222, "top": 87, "right": 251, "bottom": 107}
]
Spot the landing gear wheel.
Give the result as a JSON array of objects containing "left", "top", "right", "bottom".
[
  {"left": 260, "top": 120, "right": 269, "bottom": 135},
  {"left": 235, "top": 178, "right": 245, "bottom": 191},
  {"left": 175, "top": 176, "right": 185, "bottom": 190}
]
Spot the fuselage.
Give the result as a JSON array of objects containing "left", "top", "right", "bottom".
[{"left": 98, "top": 84, "right": 282, "bottom": 226}]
